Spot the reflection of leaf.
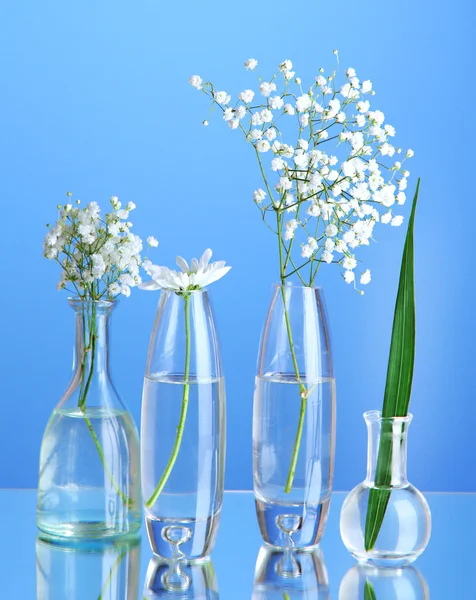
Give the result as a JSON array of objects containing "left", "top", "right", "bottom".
[
  {"left": 283, "top": 594, "right": 291, "bottom": 600},
  {"left": 364, "top": 579, "right": 377, "bottom": 600},
  {"left": 364, "top": 180, "right": 420, "bottom": 551},
  {"left": 98, "top": 549, "right": 127, "bottom": 600}
]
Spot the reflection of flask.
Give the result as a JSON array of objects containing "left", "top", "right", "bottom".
[
  {"left": 143, "top": 556, "right": 219, "bottom": 599},
  {"left": 253, "top": 544, "right": 330, "bottom": 599},
  {"left": 339, "top": 564, "right": 429, "bottom": 600},
  {"left": 36, "top": 535, "right": 140, "bottom": 599}
]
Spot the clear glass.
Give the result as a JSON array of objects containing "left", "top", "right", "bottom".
[
  {"left": 340, "top": 411, "right": 431, "bottom": 566},
  {"left": 253, "top": 283, "right": 335, "bottom": 548},
  {"left": 143, "top": 556, "right": 219, "bottom": 598},
  {"left": 37, "top": 299, "right": 142, "bottom": 539},
  {"left": 141, "top": 290, "right": 226, "bottom": 560},
  {"left": 253, "top": 544, "right": 329, "bottom": 599},
  {"left": 36, "top": 535, "right": 141, "bottom": 598},
  {"left": 339, "top": 564, "right": 429, "bottom": 600}
]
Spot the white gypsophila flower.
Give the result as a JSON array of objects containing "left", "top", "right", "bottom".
[
  {"left": 189, "top": 75, "right": 203, "bottom": 90},
  {"left": 239, "top": 89, "right": 254, "bottom": 104},
  {"left": 360, "top": 269, "right": 371, "bottom": 285},
  {"left": 192, "top": 54, "right": 415, "bottom": 291},
  {"left": 245, "top": 58, "right": 258, "bottom": 70},
  {"left": 254, "top": 189, "right": 266, "bottom": 203},
  {"left": 214, "top": 91, "right": 231, "bottom": 105},
  {"left": 44, "top": 194, "right": 157, "bottom": 301},
  {"left": 139, "top": 249, "right": 231, "bottom": 292},
  {"left": 147, "top": 236, "right": 159, "bottom": 247},
  {"left": 406, "top": 149, "right": 414, "bottom": 158}
]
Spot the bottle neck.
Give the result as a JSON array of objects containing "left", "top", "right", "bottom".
[
  {"left": 365, "top": 415, "right": 410, "bottom": 487},
  {"left": 71, "top": 301, "right": 114, "bottom": 405}
]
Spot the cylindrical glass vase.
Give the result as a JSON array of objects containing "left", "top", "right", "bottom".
[
  {"left": 253, "top": 283, "right": 335, "bottom": 548},
  {"left": 143, "top": 556, "right": 219, "bottom": 598},
  {"left": 141, "top": 289, "right": 226, "bottom": 560},
  {"left": 340, "top": 411, "right": 431, "bottom": 566},
  {"left": 37, "top": 299, "right": 142, "bottom": 539}
]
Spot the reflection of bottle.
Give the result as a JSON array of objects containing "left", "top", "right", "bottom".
[
  {"left": 36, "top": 535, "right": 140, "bottom": 599},
  {"left": 253, "top": 544, "right": 330, "bottom": 599},
  {"left": 339, "top": 564, "right": 429, "bottom": 600},
  {"left": 143, "top": 556, "right": 219, "bottom": 599}
]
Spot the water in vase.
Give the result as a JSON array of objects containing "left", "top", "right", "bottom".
[
  {"left": 253, "top": 373, "right": 336, "bottom": 548},
  {"left": 141, "top": 373, "right": 226, "bottom": 560},
  {"left": 37, "top": 406, "right": 142, "bottom": 538}
]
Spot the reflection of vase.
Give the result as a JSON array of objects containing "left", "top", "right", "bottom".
[
  {"left": 37, "top": 299, "right": 142, "bottom": 540},
  {"left": 143, "top": 556, "right": 219, "bottom": 599},
  {"left": 36, "top": 535, "right": 141, "bottom": 599},
  {"left": 340, "top": 411, "right": 431, "bottom": 566},
  {"left": 339, "top": 564, "right": 429, "bottom": 600},
  {"left": 253, "top": 284, "right": 336, "bottom": 549},
  {"left": 252, "top": 544, "right": 329, "bottom": 599},
  {"left": 141, "top": 290, "right": 226, "bottom": 560}
]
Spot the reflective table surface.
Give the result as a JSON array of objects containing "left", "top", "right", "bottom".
[{"left": 1, "top": 490, "right": 472, "bottom": 598}]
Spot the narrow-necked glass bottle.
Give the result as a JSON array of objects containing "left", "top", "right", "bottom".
[
  {"left": 141, "top": 289, "right": 226, "bottom": 560},
  {"left": 340, "top": 411, "right": 431, "bottom": 566},
  {"left": 253, "top": 283, "right": 336, "bottom": 548},
  {"left": 37, "top": 299, "right": 142, "bottom": 539}
]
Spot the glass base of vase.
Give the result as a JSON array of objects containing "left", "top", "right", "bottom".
[
  {"left": 145, "top": 510, "right": 221, "bottom": 561},
  {"left": 37, "top": 510, "right": 142, "bottom": 541},
  {"left": 255, "top": 495, "right": 331, "bottom": 549},
  {"left": 350, "top": 549, "right": 423, "bottom": 568}
]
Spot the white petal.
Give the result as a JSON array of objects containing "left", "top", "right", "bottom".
[
  {"left": 176, "top": 256, "right": 189, "bottom": 273},
  {"left": 138, "top": 280, "right": 162, "bottom": 291},
  {"left": 202, "top": 265, "right": 231, "bottom": 286},
  {"left": 199, "top": 248, "right": 213, "bottom": 268},
  {"left": 190, "top": 258, "right": 199, "bottom": 273}
]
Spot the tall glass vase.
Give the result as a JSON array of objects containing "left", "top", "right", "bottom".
[
  {"left": 141, "top": 289, "right": 226, "bottom": 560},
  {"left": 253, "top": 283, "right": 335, "bottom": 548},
  {"left": 340, "top": 411, "right": 431, "bottom": 566},
  {"left": 37, "top": 299, "right": 142, "bottom": 539}
]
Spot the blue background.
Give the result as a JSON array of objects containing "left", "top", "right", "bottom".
[{"left": 0, "top": 0, "right": 473, "bottom": 492}]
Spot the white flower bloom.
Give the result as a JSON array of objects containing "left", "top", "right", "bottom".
[
  {"left": 344, "top": 270, "right": 355, "bottom": 284},
  {"left": 264, "top": 128, "right": 277, "bottom": 141},
  {"left": 391, "top": 215, "right": 404, "bottom": 227},
  {"left": 189, "top": 75, "right": 203, "bottom": 90},
  {"left": 260, "top": 82, "right": 277, "bottom": 97},
  {"left": 396, "top": 192, "right": 406, "bottom": 205},
  {"left": 214, "top": 91, "right": 231, "bottom": 105},
  {"left": 235, "top": 106, "right": 246, "bottom": 120},
  {"left": 270, "top": 96, "right": 284, "bottom": 110},
  {"left": 108, "top": 282, "right": 121, "bottom": 296},
  {"left": 147, "top": 236, "right": 159, "bottom": 247},
  {"left": 284, "top": 219, "right": 298, "bottom": 240},
  {"left": 271, "top": 157, "right": 286, "bottom": 171},
  {"left": 245, "top": 58, "right": 258, "bottom": 70},
  {"left": 284, "top": 103, "right": 295, "bottom": 116},
  {"left": 399, "top": 178, "right": 408, "bottom": 191},
  {"left": 260, "top": 108, "right": 273, "bottom": 123},
  {"left": 250, "top": 129, "right": 263, "bottom": 140},
  {"left": 253, "top": 189, "right": 266, "bottom": 203},
  {"left": 346, "top": 68, "right": 356, "bottom": 77},
  {"left": 296, "top": 94, "right": 312, "bottom": 112},
  {"left": 381, "top": 212, "right": 392, "bottom": 224},
  {"left": 239, "top": 89, "right": 255, "bottom": 103},
  {"left": 325, "top": 224, "right": 338, "bottom": 237},
  {"left": 406, "top": 149, "right": 414, "bottom": 158},
  {"left": 251, "top": 112, "right": 263, "bottom": 126},
  {"left": 360, "top": 269, "right": 371, "bottom": 284},
  {"left": 316, "top": 75, "right": 327, "bottom": 86},
  {"left": 385, "top": 124, "right": 396, "bottom": 137},
  {"left": 279, "top": 59, "right": 293, "bottom": 72},
  {"left": 228, "top": 118, "right": 240, "bottom": 130},
  {"left": 357, "top": 100, "right": 370, "bottom": 113},
  {"left": 361, "top": 80, "right": 372, "bottom": 93},
  {"left": 300, "top": 114, "right": 310, "bottom": 127},
  {"left": 343, "top": 256, "right": 357, "bottom": 270},
  {"left": 256, "top": 140, "right": 271, "bottom": 153},
  {"left": 276, "top": 176, "right": 292, "bottom": 191},
  {"left": 321, "top": 250, "right": 334, "bottom": 264},
  {"left": 373, "top": 184, "right": 396, "bottom": 207},
  {"left": 140, "top": 249, "right": 231, "bottom": 292},
  {"left": 223, "top": 107, "right": 234, "bottom": 122}
]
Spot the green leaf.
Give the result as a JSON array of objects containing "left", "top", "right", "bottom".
[
  {"left": 364, "top": 179, "right": 420, "bottom": 552},
  {"left": 364, "top": 580, "right": 377, "bottom": 600}
]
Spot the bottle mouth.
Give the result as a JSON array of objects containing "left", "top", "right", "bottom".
[
  {"left": 273, "top": 282, "right": 323, "bottom": 291},
  {"left": 364, "top": 410, "right": 413, "bottom": 424},
  {"left": 68, "top": 297, "right": 116, "bottom": 311}
]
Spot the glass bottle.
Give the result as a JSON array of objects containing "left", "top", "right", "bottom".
[
  {"left": 340, "top": 411, "right": 431, "bottom": 566},
  {"left": 37, "top": 299, "right": 141, "bottom": 539},
  {"left": 36, "top": 535, "right": 141, "bottom": 599},
  {"left": 253, "top": 283, "right": 335, "bottom": 548},
  {"left": 253, "top": 544, "right": 330, "bottom": 599},
  {"left": 141, "top": 289, "right": 226, "bottom": 560},
  {"left": 339, "top": 564, "right": 429, "bottom": 600}
]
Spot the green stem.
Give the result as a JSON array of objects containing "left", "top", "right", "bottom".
[
  {"left": 276, "top": 215, "right": 308, "bottom": 495},
  {"left": 77, "top": 302, "right": 132, "bottom": 508},
  {"left": 146, "top": 294, "right": 192, "bottom": 508},
  {"left": 97, "top": 548, "right": 128, "bottom": 600}
]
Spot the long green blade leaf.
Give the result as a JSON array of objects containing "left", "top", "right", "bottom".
[
  {"left": 364, "top": 179, "right": 420, "bottom": 552},
  {"left": 364, "top": 580, "right": 377, "bottom": 600}
]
